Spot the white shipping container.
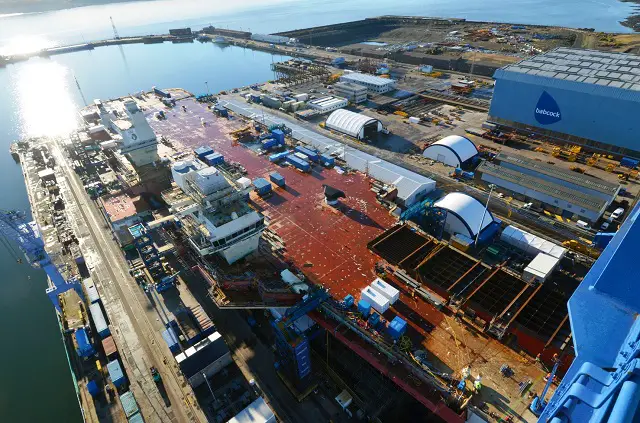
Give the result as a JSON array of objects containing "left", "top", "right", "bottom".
[
  {"left": 408, "top": 116, "right": 420, "bottom": 124},
  {"left": 361, "top": 287, "right": 390, "bottom": 314},
  {"left": 236, "top": 177, "right": 252, "bottom": 189},
  {"left": 83, "top": 277, "right": 100, "bottom": 304},
  {"left": 369, "top": 278, "right": 399, "bottom": 304},
  {"left": 89, "top": 303, "right": 109, "bottom": 335},
  {"left": 294, "top": 93, "right": 309, "bottom": 101}
]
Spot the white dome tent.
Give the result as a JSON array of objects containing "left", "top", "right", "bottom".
[
  {"left": 325, "top": 109, "right": 383, "bottom": 140},
  {"left": 434, "top": 192, "right": 495, "bottom": 239},
  {"left": 423, "top": 135, "right": 478, "bottom": 168}
]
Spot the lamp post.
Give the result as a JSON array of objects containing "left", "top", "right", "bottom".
[
  {"left": 475, "top": 184, "right": 495, "bottom": 247},
  {"left": 205, "top": 81, "right": 210, "bottom": 95}
]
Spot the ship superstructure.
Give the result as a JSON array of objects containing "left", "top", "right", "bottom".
[{"left": 164, "top": 160, "right": 265, "bottom": 264}]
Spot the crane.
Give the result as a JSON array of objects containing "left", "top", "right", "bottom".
[
  {"left": 530, "top": 354, "right": 561, "bottom": 416},
  {"left": 0, "top": 210, "right": 81, "bottom": 312}
]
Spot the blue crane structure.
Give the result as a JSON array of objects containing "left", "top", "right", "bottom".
[
  {"left": 271, "top": 286, "right": 330, "bottom": 382},
  {"left": 0, "top": 210, "right": 82, "bottom": 312},
  {"left": 540, "top": 202, "right": 640, "bottom": 422}
]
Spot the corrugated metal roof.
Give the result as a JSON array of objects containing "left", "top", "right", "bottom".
[
  {"left": 496, "top": 152, "right": 619, "bottom": 195},
  {"left": 340, "top": 72, "right": 396, "bottom": 87},
  {"left": 497, "top": 47, "right": 640, "bottom": 101},
  {"left": 478, "top": 162, "right": 606, "bottom": 211}
]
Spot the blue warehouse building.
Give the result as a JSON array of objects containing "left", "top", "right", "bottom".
[{"left": 489, "top": 48, "right": 640, "bottom": 158}]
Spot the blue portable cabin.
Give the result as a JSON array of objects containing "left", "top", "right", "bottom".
[
  {"left": 262, "top": 138, "right": 278, "bottom": 150},
  {"left": 75, "top": 328, "right": 95, "bottom": 358},
  {"left": 320, "top": 154, "right": 335, "bottom": 167},
  {"left": 253, "top": 178, "right": 273, "bottom": 196},
  {"left": 194, "top": 146, "right": 214, "bottom": 160},
  {"left": 153, "top": 87, "right": 171, "bottom": 98},
  {"left": 358, "top": 300, "right": 371, "bottom": 318},
  {"left": 343, "top": 294, "right": 355, "bottom": 308},
  {"left": 214, "top": 104, "right": 228, "bottom": 117},
  {"left": 107, "top": 359, "right": 126, "bottom": 388},
  {"left": 286, "top": 155, "right": 311, "bottom": 172},
  {"left": 269, "top": 172, "right": 285, "bottom": 187},
  {"left": 89, "top": 302, "right": 111, "bottom": 338},
  {"left": 294, "top": 146, "right": 319, "bottom": 162},
  {"left": 204, "top": 152, "right": 224, "bottom": 166},
  {"left": 271, "top": 129, "right": 285, "bottom": 145},
  {"left": 388, "top": 316, "right": 407, "bottom": 340}
]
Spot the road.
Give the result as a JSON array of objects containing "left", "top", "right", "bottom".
[{"left": 50, "top": 138, "right": 207, "bottom": 423}]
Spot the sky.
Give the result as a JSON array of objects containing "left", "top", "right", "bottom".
[{"left": 0, "top": 0, "right": 147, "bottom": 14}]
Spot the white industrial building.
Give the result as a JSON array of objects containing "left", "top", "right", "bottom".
[
  {"left": 423, "top": 135, "right": 479, "bottom": 168},
  {"left": 434, "top": 192, "right": 496, "bottom": 239},
  {"left": 477, "top": 152, "right": 618, "bottom": 223},
  {"left": 339, "top": 72, "right": 396, "bottom": 94},
  {"left": 98, "top": 99, "right": 159, "bottom": 167},
  {"left": 307, "top": 96, "right": 348, "bottom": 113},
  {"left": 325, "top": 109, "right": 383, "bottom": 140},
  {"left": 333, "top": 82, "right": 368, "bottom": 103}
]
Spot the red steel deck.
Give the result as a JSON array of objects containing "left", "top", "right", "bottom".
[{"left": 149, "top": 98, "right": 548, "bottom": 422}]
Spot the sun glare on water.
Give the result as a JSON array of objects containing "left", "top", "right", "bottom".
[
  {"left": 0, "top": 35, "right": 56, "bottom": 56},
  {"left": 13, "top": 61, "right": 80, "bottom": 138}
]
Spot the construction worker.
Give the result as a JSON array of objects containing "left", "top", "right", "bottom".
[{"left": 474, "top": 374, "right": 482, "bottom": 393}]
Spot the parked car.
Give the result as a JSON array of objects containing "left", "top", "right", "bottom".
[
  {"left": 600, "top": 221, "right": 610, "bottom": 231},
  {"left": 611, "top": 207, "right": 625, "bottom": 220},
  {"left": 576, "top": 220, "right": 590, "bottom": 230}
]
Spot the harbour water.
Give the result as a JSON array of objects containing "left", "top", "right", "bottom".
[
  {"left": 0, "top": 41, "right": 288, "bottom": 422},
  {"left": 0, "top": 0, "right": 637, "bottom": 420},
  {"left": 0, "top": 0, "right": 636, "bottom": 55}
]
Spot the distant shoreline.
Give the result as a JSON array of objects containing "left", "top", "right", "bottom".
[{"left": 0, "top": 0, "right": 148, "bottom": 15}]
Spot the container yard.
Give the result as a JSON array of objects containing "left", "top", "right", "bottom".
[{"left": 5, "top": 14, "right": 640, "bottom": 423}]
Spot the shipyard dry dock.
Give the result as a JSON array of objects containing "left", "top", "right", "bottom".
[{"left": 125, "top": 93, "right": 575, "bottom": 422}]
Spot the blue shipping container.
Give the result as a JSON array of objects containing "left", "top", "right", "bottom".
[
  {"left": 204, "top": 152, "right": 224, "bottom": 166},
  {"left": 270, "top": 172, "right": 285, "bottom": 187},
  {"left": 620, "top": 157, "right": 639, "bottom": 169},
  {"left": 194, "top": 146, "right": 214, "bottom": 159},
  {"left": 294, "top": 146, "right": 319, "bottom": 162},
  {"left": 75, "top": 328, "right": 95, "bottom": 357},
  {"left": 107, "top": 359, "right": 126, "bottom": 388},
  {"left": 286, "top": 155, "right": 311, "bottom": 172},
  {"left": 271, "top": 129, "right": 285, "bottom": 145},
  {"left": 368, "top": 312, "right": 380, "bottom": 326},
  {"left": 87, "top": 380, "right": 100, "bottom": 397},
  {"left": 269, "top": 151, "right": 290, "bottom": 162},
  {"left": 358, "top": 300, "right": 371, "bottom": 318},
  {"left": 253, "top": 178, "right": 272, "bottom": 196},
  {"left": 320, "top": 154, "right": 335, "bottom": 167}
]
